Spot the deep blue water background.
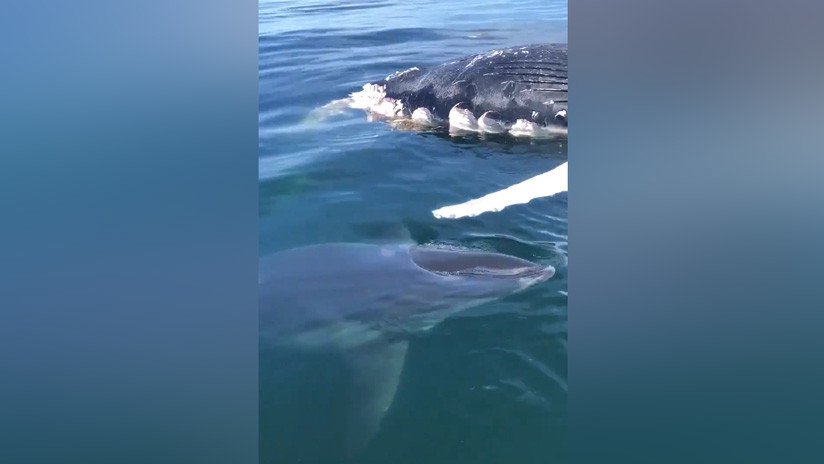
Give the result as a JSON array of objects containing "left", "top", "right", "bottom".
[{"left": 259, "top": 1, "right": 567, "bottom": 462}]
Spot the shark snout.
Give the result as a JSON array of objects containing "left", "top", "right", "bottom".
[
  {"left": 516, "top": 265, "right": 555, "bottom": 288},
  {"left": 409, "top": 245, "right": 554, "bottom": 287}
]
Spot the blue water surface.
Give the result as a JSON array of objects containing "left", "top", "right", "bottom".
[{"left": 260, "top": 1, "right": 567, "bottom": 462}]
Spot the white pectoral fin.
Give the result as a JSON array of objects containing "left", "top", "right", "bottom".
[
  {"left": 432, "top": 162, "right": 568, "bottom": 219},
  {"left": 343, "top": 337, "right": 409, "bottom": 456}
]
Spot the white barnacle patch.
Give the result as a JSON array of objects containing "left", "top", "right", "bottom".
[
  {"left": 370, "top": 98, "right": 405, "bottom": 119},
  {"left": 349, "top": 83, "right": 387, "bottom": 109},
  {"left": 531, "top": 111, "right": 540, "bottom": 120},
  {"left": 465, "top": 55, "right": 485, "bottom": 69},
  {"left": 385, "top": 67, "right": 420, "bottom": 81},
  {"left": 554, "top": 109, "right": 567, "bottom": 120},
  {"left": 465, "top": 49, "right": 504, "bottom": 69},
  {"left": 448, "top": 103, "right": 479, "bottom": 132},
  {"left": 348, "top": 83, "right": 405, "bottom": 119},
  {"left": 478, "top": 111, "right": 509, "bottom": 134}
]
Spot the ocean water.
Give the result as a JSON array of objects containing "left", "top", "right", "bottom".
[{"left": 259, "top": 1, "right": 568, "bottom": 463}]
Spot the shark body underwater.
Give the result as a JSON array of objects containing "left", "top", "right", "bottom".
[{"left": 259, "top": 243, "right": 554, "bottom": 456}]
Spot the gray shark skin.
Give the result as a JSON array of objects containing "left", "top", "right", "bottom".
[
  {"left": 376, "top": 43, "right": 567, "bottom": 129},
  {"left": 259, "top": 243, "right": 554, "bottom": 457}
]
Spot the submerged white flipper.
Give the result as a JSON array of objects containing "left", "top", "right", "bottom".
[
  {"left": 344, "top": 337, "right": 409, "bottom": 456},
  {"left": 432, "top": 162, "right": 568, "bottom": 219}
]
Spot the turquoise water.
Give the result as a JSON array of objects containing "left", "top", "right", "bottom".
[{"left": 259, "top": 1, "right": 567, "bottom": 462}]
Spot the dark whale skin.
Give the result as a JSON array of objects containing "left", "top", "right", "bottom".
[{"left": 375, "top": 44, "right": 567, "bottom": 128}]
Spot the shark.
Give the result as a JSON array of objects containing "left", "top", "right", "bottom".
[{"left": 259, "top": 242, "right": 554, "bottom": 457}]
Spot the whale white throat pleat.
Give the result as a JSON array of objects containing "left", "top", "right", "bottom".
[
  {"left": 432, "top": 162, "right": 568, "bottom": 219},
  {"left": 508, "top": 119, "right": 544, "bottom": 137},
  {"left": 411, "top": 107, "right": 442, "bottom": 127},
  {"left": 478, "top": 111, "right": 509, "bottom": 134},
  {"left": 508, "top": 119, "right": 568, "bottom": 138},
  {"left": 448, "top": 103, "right": 479, "bottom": 132}
]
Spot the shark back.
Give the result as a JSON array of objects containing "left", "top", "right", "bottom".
[{"left": 259, "top": 242, "right": 554, "bottom": 459}]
